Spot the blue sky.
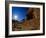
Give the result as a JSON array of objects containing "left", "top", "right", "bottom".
[{"left": 12, "top": 7, "right": 28, "bottom": 21}]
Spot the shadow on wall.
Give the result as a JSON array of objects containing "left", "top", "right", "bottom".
[{"left": 8, "top": 37, "right": 21, "bottom": 38}]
